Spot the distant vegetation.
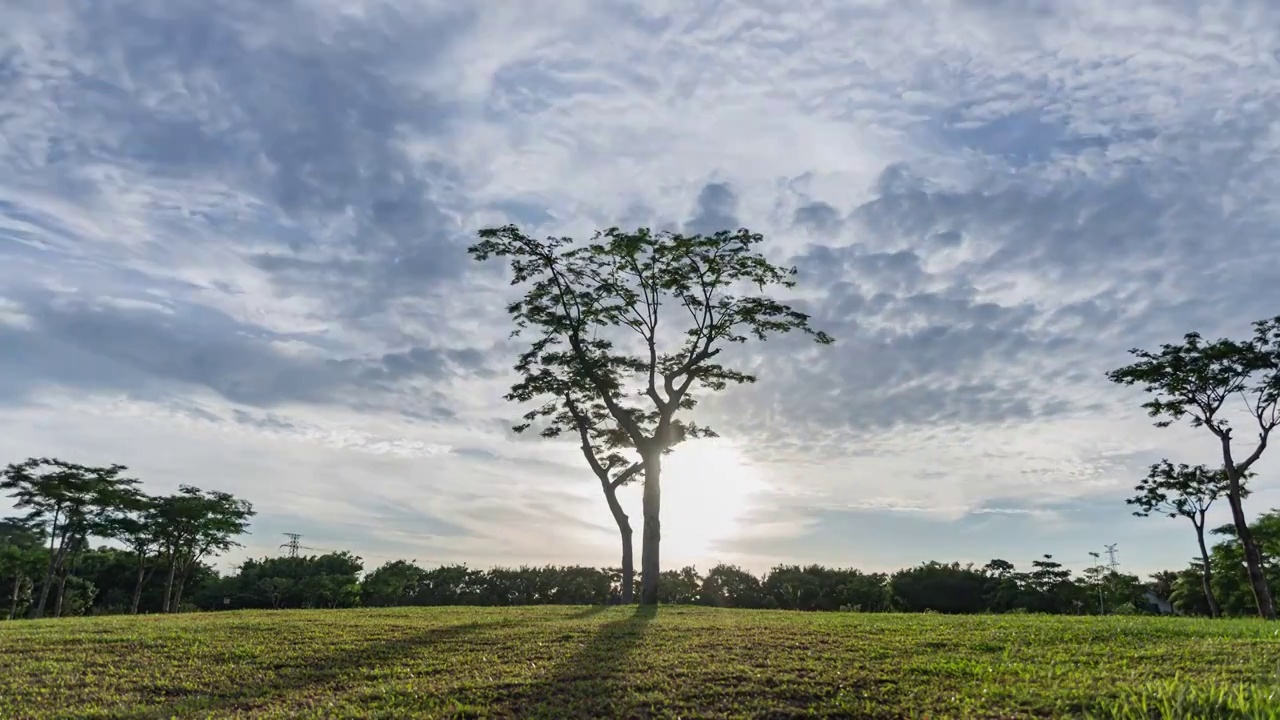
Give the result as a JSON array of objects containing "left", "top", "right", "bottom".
[
  {"left": 3, "top": 503, "right": 1278, "bottom": 618},
  {"left": 2, "top": 607, "right": 1277, "bottom": 719},
  {"left": 1, "top": 458, "right": 253, "bottom": 619}
]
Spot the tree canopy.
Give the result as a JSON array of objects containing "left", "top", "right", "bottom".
[{"left": 470, "top": 225, "right": 832, "bottom": 603}]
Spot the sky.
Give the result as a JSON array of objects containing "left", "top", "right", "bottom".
[{"left": 2, "top": 0, "right": 1279, "bottom": 579}]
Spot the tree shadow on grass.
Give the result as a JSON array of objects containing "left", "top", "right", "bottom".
[
  {"left": 117, "top": 607, "right": 655, "bottom": 719},
  {"left": 131, "top": 619, "right": 508, "bottom": 719},
  {"left": 564, "top": 604, "right": 613, "bottom": 620},
  {"left": 501, "top": 605, "right": 658, "bottom": 719}
]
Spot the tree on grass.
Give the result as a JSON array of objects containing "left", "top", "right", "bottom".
[
  {"left": 1107, "top": 317, "right": 1280, "bottom": 619},
  {"left": 153, "top": 486, "right": 254, "bottom": 612},
  {"left": 470, "top": 225, "right": 832, "bottom": 604},
  {"left": 0, "top": 458, "right": 139, "bottom": 618},
  {"left": 1127, "top": 461, "right": 1243, "bottom": 618}
]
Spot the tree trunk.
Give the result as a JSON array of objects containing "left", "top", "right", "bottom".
[
  {"left": 1226, "top": 489, "right": 1276, "bottom": 620},
  {"left": 172, "top": 574, "right": 186, "bottom": 613},
  {"left": 7, "top": 572, "right": 20, "bottom": 620},
  {"left": 1194, "top": 522, "right": 1220, "bottom": 619},
  {"left": 600, "top": 477, "right": 635, "bottom": 604},
  {"left": 620, "top": 524, "right": 635, "bottom": 605},
  {"left": 639, "top": 453, "right": 662, "bottom": 606},
  {"left": 131, "top": 561, "right": 147, "bottom": 615},
  {"left": 53, "top": 571, "right": 68, "bottom": 618},
  {"left": 162, "top": 561, "right": 177, "bottom": 613},
  {"left": 31, "top": 526, "right": 61, "bottom": 619}
]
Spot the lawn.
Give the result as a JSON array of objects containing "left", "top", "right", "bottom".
[{"left": 1, "top": 606, "right": 1277, "bottom": 719}]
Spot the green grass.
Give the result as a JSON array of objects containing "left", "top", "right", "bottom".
[{"left": 1, "top": 607, "right": 1278, "bottom": 719}]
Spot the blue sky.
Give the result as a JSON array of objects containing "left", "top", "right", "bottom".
[{"left": 2, "top": 0, "right": 1279, "bottom": 578}]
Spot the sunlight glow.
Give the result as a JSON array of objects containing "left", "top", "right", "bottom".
[{"left": 649, "top": 439, "right": 768, "bottom": 561}]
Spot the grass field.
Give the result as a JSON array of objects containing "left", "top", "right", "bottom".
[{"left": 1, "top": 606, "right": 1278, "bottom": 719}]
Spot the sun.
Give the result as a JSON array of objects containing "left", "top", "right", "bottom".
[{"left": 641, "top": 439, "right": 767, "bottom": 561}]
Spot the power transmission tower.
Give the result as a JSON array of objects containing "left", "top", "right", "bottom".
[
  {"left": 1104, "top": 543, "right": 1119, "bottom": 573},
  {"left": 281, "top": 533, "right": 302, "bottom": 558}
]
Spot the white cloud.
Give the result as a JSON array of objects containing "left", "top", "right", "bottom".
[{"left": 1, "top": 0, "right": 1278, "bottom": 575}]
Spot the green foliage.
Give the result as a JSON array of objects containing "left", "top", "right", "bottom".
[
  {"left": 473, "top": 224, "right": 832, "bottom": 447},
  {"left": 891, "top": 562, "right": 990, "bottom": 614},
  {"left": 471, "top": 225, "right": 833, "bottom": 603},
  {"left": 1105, "top": 317, "right": 1280, "bottom": 449},
  {"left": 1205, "top": 509, "right": 1280, "bottom": 617},
  {"left": 209, "top": 552, "right": 363, "bottom": 610},
  {"left": 0, "top": 458, "right": 142, "bottom": 617},
  {"left": 153, "top": 486, "right": 255, "bottom": 577},
  {"left": 0, "top": 457, "right": 253, "bottom": 620},
  {"left": 361, "top": 559, "right": 430, "bottom": 607},
  {"left": 1128, "top": 460, "right": 1239, "bottom": 523},
  {"left": 1, "top": 607, "right": 1276, "bottom": 718},
  {"left": 55, "top": 575, "right": 97, "bottom": 617},
  {"left": 697, "top": 563, "right": 765, "bottom": 609}
]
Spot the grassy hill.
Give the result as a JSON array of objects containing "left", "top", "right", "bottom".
[{"left": 1, "top": 606, "right": 1277, "bottom": 718}]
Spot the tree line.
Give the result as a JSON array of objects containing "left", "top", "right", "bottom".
[
  {"left": 0, "top": 458, "right": 253, "bottom": 619},
  {"left": 4, "top": 504, "right": 1277, "bottom": 618},
  {"left": 468, "top": 223, "right": 1280, "bottom": 618}
]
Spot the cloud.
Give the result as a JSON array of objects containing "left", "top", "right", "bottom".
[
  {"left": 1, "top": 0, "right": 1279, "bottom": 575},
  {"left": 684, "top": 182, "right": 740, "bottom": 235}
]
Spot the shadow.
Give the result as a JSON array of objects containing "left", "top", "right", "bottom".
[
  {"left": 107, "top": 607, "right": 660, "bottom": 719},
  {"left": 564, "top": 604, "right": 614, "bottom": 620},
  {"left": 501, "top": 605, "right": 659, "bottom": 719},
  {"left": 126, "top": 618, "right": 511, "bottom": 718}
]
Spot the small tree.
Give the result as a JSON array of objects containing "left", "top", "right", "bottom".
[
  {"left": 153, "top": 486, "right": 254, "bottom": 612},
  {"left": 1083, "top": 552, "right": 1109, "bottom": 614},
  {"left": 470, "top": 225, "right": 832, "bottom": 604},
  {"left": 0, "top": 458, "right": 139, "bottom": 618},
  {"left": 1127, "top": 460, "right": 1243, "bottom": 618},
  {"left": 1107, "top": 316, "right": 1280, "bottom": 619}
]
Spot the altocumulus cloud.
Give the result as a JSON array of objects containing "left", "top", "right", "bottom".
[{"left": 1, "top": 0, "right": 1278, "bottom": 574}]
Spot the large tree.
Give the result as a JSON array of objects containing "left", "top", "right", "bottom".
[
  {"left": 1127, "top": 460, "right": 1242, "bottom": 618},
  {"left": 1107, "top": 316, "right": 1280, "bottom": 619},
  {"left": 470, "top": 225, "right": 832, "bottom": 604},
  {"left": 0, "top": 458, "right": 139, "bottom": 618},
  {"left": 153, "top": 486, "right": 254, "bottom": 612}
]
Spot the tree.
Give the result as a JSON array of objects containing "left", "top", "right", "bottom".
[
  {"left": 1025, "top": 555, "right": 1075, "bottom": 613},
  {"left": 470, "top": 225, "right": 833, "bottom": 604},
  {"left": 889, "top": 562, "right": 989, "bottom": 614},
  {"left": 0, "top": 458, "right": 139, "bottom": 618},
  {"left": 699, "top": 563, "right": 765, "bottom": 609},
  {"left": 1082, "top": 552, "right": 1109, "bottom": 614},
  {"left": 980, "top": 559, "right": 1022, "bottom": 612},
  {"left": 361, "top": 560, "right": 429, "bottom": 607},
  {"left": 1127, "top": 460, "right": 1242, "bottom": 618},
  {"left": 1107, "top": 317, "right": 1280, "bottom": 619},
  {"left": 153, "top": 486, "right": 254, "bottom": 612},
  {"left": 102, "top": 490, "right": 163, "bottom": 615}
]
